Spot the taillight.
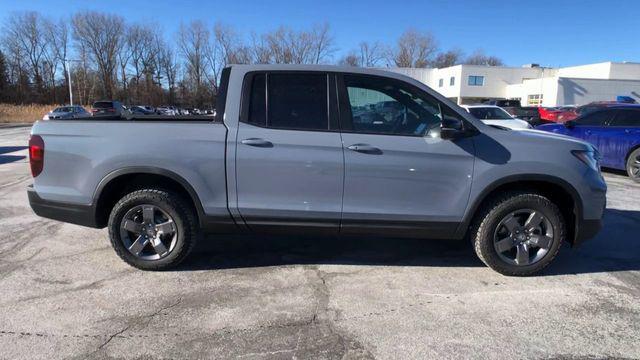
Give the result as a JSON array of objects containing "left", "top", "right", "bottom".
[{"left": 29, "top": 135, "right": 44, "bottom": 177}]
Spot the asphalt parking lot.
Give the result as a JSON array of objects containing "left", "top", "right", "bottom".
[{"left": 1, "top": 124, "right": 639, "bottom": 360}]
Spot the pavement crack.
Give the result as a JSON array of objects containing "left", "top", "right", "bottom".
[{"left": 97, "top": 325, "right": 130, "bottom": 350}]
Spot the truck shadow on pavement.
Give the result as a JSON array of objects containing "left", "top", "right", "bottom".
[
  {"left": 182, "top": 209, "right": 640, "bottom": 276},
  {"left": 0, "top": 146, "right": 27, "bottom": 165}
]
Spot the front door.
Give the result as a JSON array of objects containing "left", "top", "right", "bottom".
[
  {"left": 235, "top": 72, "right": 344, "bottom": 234},
  {"left": 337, "top": 74, "right": 475, "bottom": 238}
]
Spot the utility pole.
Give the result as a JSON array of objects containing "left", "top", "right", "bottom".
[{"left": 66, "top": 59, "right": 81, "bottom": 106}]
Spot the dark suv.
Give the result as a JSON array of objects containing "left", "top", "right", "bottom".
[{"left": 91, "top": 101, "right": 125, "bottom": 118}]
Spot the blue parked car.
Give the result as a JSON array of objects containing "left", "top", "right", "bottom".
[{"left": 537, "top": 105, "right": 640, "bottom": 182}]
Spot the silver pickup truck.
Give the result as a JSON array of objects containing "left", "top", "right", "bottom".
[{"left": 28, "top": 65, "right": 606, "bottom": 276}]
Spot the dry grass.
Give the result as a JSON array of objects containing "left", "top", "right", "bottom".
[{"left": 0, "top": 103, "right": 59, "bottom": 123}]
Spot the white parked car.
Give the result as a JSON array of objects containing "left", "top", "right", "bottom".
[{"left": 461, "top": 105, "right": 532, "bottom": 130}]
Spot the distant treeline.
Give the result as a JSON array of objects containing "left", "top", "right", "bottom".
[{"left": 0, "top": 11, "right": 503, "bottom": 107}]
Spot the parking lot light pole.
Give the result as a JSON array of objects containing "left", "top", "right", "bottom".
[{"left": 65, "top": 59, "right": 81, "bottom": 106}]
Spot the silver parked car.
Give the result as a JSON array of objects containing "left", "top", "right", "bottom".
[{"left": 43, "top": 105, "right": 90, "bottom": 120}]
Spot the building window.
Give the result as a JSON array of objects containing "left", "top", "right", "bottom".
[
  {"left": 450, "top": 76, "right": 455, "bottom": 86},
  {"left": 468, "top": 75, "right": 484, "bottom": 86},
  {"left": 527, "top": 94, "right": 543, "bottom": 106},
  {"left": 438, "top": 78, "right": 444, "bottom": 87}
]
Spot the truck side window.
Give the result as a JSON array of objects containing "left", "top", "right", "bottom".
[
  {"left": 343, "top": 75, "right": 442, "bottom": 136},
  {"left": 267, "top": 73, "right": 328, "bottom": 130},
  {"left": 248, "top": 73, "right": 266, "bottom": 126}
]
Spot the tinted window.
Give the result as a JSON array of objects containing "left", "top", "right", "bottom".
[
  {"left": 247, "top": 73, "right": 266, "bottom": 126},
  {"left": 610, "top": 110, "right": 640, "bottom": 127},
  {"left": 268, "top": 73, "right": 328, "bottom": 130},
  {"left": 344, "top": 75, "right": 442, "bottom": 136},
  {"left": 576, "top": 110, "right": 613, "bottom": 126},
  {"left": 93, "top": 102, "right": 113, "bottom": 109}
]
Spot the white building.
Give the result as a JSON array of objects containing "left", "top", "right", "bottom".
[{"left": 388, "top": 61, "right": 640, "bottom": 107}]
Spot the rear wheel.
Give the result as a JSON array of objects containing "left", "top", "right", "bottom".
[
  {"left": 626, "top": 148, "right": 640, "bottom": 183},
  {"left": 471, "top": 192, "right": 565, "bottom": 276},
  {"left": 108, "top": 189, "right": 198, "bottom": 270}
]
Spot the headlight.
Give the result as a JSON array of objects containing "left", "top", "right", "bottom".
[
  {"left": 572, "top": 149, "right": 600, "bottom": 172},
  {"left": 42, "top": 114, "right": 50, "bottom": 120}
]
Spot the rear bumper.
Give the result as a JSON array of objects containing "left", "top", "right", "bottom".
[{"left": 28, "top": 186, "right": 99, "bottom": 228}]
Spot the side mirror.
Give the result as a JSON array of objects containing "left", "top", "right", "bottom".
[
  {"left": 440, "top": 117, "right": 466, "bottom": 140},
  {"left": 564, "top": 120, "right": 576, "bottom": 128}
]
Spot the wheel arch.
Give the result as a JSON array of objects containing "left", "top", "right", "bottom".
[
  {"left": 93, "top": 167, "right": 205, "bottom": 228},
  {"left": 457, "top": 174, "right": 583, "bottom": 244},
  {"left": 625, "top": 143, "right": 640, "bottom": 163}
]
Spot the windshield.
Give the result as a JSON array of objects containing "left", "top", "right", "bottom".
[
  {"left": 53, "top": 107, "right": 73, "bottom": 113},
  {"left": 468, "top": 107, "right": 513, "bottom": 120}
]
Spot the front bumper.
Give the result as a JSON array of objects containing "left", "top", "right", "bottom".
[{"left": 28, "top": 185, "right": 99, "bottom": 228}]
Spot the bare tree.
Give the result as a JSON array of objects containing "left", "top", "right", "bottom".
[
  {"left": 2, "top": 12, "right": 49, "bottom": 97},
  {"left": 339, "top": 52, "right": 360, "bottom": 67},
  {"left": 126, "top": 23, "right": 160, "bottom": 102},
  {"left": 45, "top": 18, "right": 70, "bottom": 102},
  {"left": 261, "top": 24, "right": 335, "bottom": 65},
  {"left": 157, "top": 40, "right": 179, "bottom": 104},
  {"left": 177, "top": 20, "right": 211, "bottom": 106},
  {"left": 358, "top": 41, "right": 385, "bottom": 67},
  {"left": 464, "top": 49, "right": 503, "bottom": 66},
  {"left": 432, "top": 48, "right": 463, "bottom": 68},
  {"left": 310, "top": 23, "right": 335, "bottom": 64},
  {"left": 72, "top": 11, "right": 125, "bottom": 98},
  {"left": 390, "top": 29, "right": 438, "bottom": 68},
  {"left": 250, "top": 33, "right": 272, "bottom": 64}
]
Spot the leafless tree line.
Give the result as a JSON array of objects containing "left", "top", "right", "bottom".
[{"left": 0, "top": 11, "right": 503, "bottom": 107}]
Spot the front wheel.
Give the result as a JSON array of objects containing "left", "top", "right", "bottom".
[
  {"left": 108, "top": 189, "right": 199, "bottom": 270},
  {"left": 471, "top": 192, "right": 565, "bottom": 276},
  {"left": 626, "top": 148, "right": 640, "bottom": 183}
]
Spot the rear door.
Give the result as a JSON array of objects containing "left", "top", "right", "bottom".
[
  {"left": 234, "top": 72, "right": 344, "bottom": 234},
  {"left": 337, "top": 73, "right": 475, "bottom": 238},
  {"left": 603, "top": 109, "right": 640, "bottom": 169}
]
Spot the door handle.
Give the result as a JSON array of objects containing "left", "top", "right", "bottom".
[
  {"left": 347, "top": 144, "right": 382, "bottom": 155},
  {"left": 585, "top": 130, "right": 592, "bottom": 135},
  {"left": 241, "top": 138, "right": 273, "bottom": 148}
]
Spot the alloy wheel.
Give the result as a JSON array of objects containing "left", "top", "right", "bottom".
[
  {"left": 119, "top": 204, "right": 178, "bottom": 261},
  {"left": 493, "top": 209, "right": 554, "bottom": 266}
]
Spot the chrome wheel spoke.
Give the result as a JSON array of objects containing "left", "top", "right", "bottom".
[
  {"left": 129, "top": 235, "right": 149, "bottom": 256},
  {"left": 142, "top": 206, "right": 155, "bottom": 224},
  {"left": 530, "top": 234, "right": 553, "bottom": 249},
  {"left": 151, "top": 237, "right": 168, "bottom": 256},
  {"left": 495, "top": 238, "right": 514, "bottom": 253},
  {"left": 524, "top": 211, "right": 544, "bottom": 230},
  {"left": 155, "top": 220, "right": 175, "bottom": 235},
  {"left": 515, "top": 244, "right": 530, "bottom": 265},
  {"left": 123, "top": 219, "right": 143, "bottom": 234},
  {"left": 502, "top": 216, "right": 520, "bottom": 233}
]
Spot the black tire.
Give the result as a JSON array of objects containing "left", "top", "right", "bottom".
[
  {"left": 108, "top": 189, "right": 198, "bottom": 270},
  {"left": 626, "top": 148, "right": 640, "bottom": 183},
  {"left": 470, "top": 192, "right": 565, "bottom": 276}
]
